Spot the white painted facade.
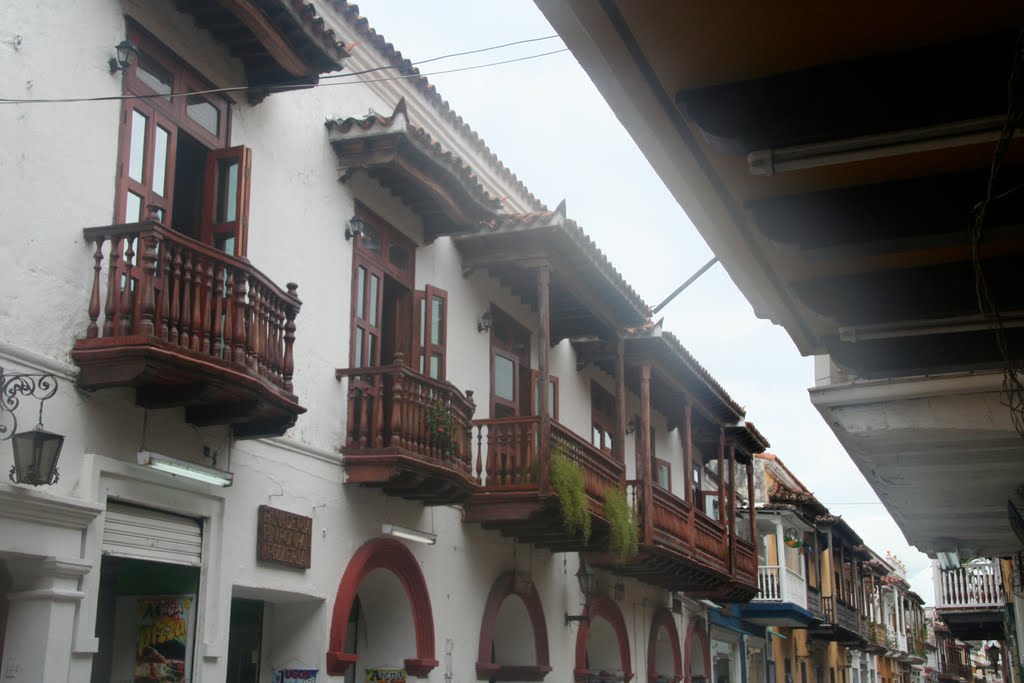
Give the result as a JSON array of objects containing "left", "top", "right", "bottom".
[{"left": 0, "top": 2, "right": 738, "bottom": 682}]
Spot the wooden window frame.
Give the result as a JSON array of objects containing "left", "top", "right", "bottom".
[
  {"left": 354, "top": 202, "right": 416, "bottom": 288},
  {"left": 413, "top": 285, "right": 448, "bottom": 381},
  {"left": 654, "top": 457, "right": 671, "bottom": 491},
  {"left": 531, "top": 371, "right": 559, "bottom": 420},
  {"left": 590, "top": 381, "right": 616, "bottom": 453},
  {"left": 488, "top": 306, "right": 531, "bottom": 418}
]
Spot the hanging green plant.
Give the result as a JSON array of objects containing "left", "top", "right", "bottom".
[
  {"left": 603, "top": 486, "right": 639, "bottom": 562},
  {"left": 424, "top": 400, "right": 456, "bottom": 457},
  {"left": 550, "top": 447, "right": 591, "bottom": 543}
]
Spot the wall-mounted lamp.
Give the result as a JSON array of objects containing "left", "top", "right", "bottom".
[
  {"left": 345, "top": 216, "right": 366, "bottom": 242},
  {"left": 3, "top": 367, "right": 63, "bottom": 487},
  {"left": 477, "top": 310, "right": 493, "bottom": 333},
  {"left": 382, "top": 523, "right": 436, "bottom": 545},
  {"left": 137, "top": 450, "right": 233, "bottom": 487},
  {"left": 109, "top": 40, "right": 138, "bottom": 75},
  {"left": 566, "top": 559, "right": 594, "bottom": 625},
  {"left": 625, "top": 415, "right": 640, "bottom": 436}
]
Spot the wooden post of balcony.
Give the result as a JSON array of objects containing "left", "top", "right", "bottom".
[
  {"left": 717, "top": 428, "right": 726, "bottom": 522},
  {"left": 283, "top": 283, "right": 298, "bottom": 393},
  {"left": 640, "top": 363, "right": 653, "bottom": 544},
  {"left": 104, "top": 236, "right": 121, "bottom": 338},
  {"left": 615, "top": 337, "right": 626, "bottom": 468},
  {"left": 839, "top": 541, "right": 847, "bottom": 604},
  {"left": 824, "top": 526, "right": 835, "bottom": 606},
  {"left": 139, "top": 233, "right": 159, "bottom": 336},
  {"left": 536, "top": 264, "right": 551, "bottom": 495},
  {"left": 728, "top": 441, "right": 737, "bottom": 571},
  {"left": 87, "top": 237, "right": 104, "bottom": 339},
  {"left": 775, "top": 519, "right": 788, "bottom": 602},
  {"left": 746, "top": 461, "right": 756, "bottom": 550},
  {"left": 683, "top": 400, "right": 693, "bottom": 503}
]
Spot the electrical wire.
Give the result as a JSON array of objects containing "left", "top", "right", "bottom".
[
  {"left": 0, "top": 37, "right": 566, "bottom": 105},
  {"left": 968, "top": 29, "right": 1024, "bottom": 437}
]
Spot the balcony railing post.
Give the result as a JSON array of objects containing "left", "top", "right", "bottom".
[
  {"left": 283, "top": 283, "right": 298, "bottom": 393},
  {"left": 232, "top": 269, "right": 248, "bottom": 365},
  {"left": 200, "top": 260, "right": 213, "bottom": 355},
  {"left": 104, "top": 236, "right": 122, "bottom": 338},
  {"left": 87, "top": 237, "right": 105, "bottom": 339},
  {"left": 169, "top": 247, "right": 182, "bottom": 343},
  {"left": 119, "top": 235, "right": 136, "bottom": 337},
  {"left": 138, "top": 232, "right": 159, "bottom": 337},
  {"left": 180, "top": 251, "right": 193, "bottom": 348},
  {"left": 390, "top": 355, "right": 404, "bottom": 448},
  {"left": 536, "top": 265, "right": 551, "bottom": 495},
  {"left": 212, "top": 264, "right": 225, "bottom": 358}
]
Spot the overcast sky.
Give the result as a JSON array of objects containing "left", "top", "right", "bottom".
[{"left": 353, "top": 0, "right": 935, "bottom": 603}]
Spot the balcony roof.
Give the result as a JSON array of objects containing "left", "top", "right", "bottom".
[
  {"left": 454, "top": 201, "right": 650, "bottom": 340},
  {"left": 327, "top": 99, "right": 504, "bottom": 238},
  {"left": 178, "top": 0, "right": 350, "bottom": 99}
]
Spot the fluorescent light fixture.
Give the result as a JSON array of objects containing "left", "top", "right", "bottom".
[
  {"left": 382, "top": 523, "right": 436, "bottom": 545},
  {"left": 936, "top": 551, "right": 961, "bottom": 571},
  {"left": 747, "top": 115, "right": 1014, "bottom": 176},
  {"left": 137, "top": 450, "right": 233, "bottom": 487}
]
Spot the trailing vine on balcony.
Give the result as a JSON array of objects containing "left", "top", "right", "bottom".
[
  {"left": 604, "top": 486, "right": 639, "bottom": 561},
  {"left": 550, "top": 446, "right": 591, "bottom": 543},
  {"left": 424, "top": 400, "right": 456, "bottom": 458}
]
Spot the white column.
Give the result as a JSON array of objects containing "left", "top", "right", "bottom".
[
  {"left": 775, "top": 520, "right": 787, "bottom": 601},
  {"left": 1, "top": 556, "right": 92, "bottom": 683}
]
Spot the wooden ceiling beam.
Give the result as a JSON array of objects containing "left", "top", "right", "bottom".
[{"left": 213, "top": 0, "right": 313, "bottom": 77}]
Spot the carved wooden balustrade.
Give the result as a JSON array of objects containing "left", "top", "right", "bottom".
[
  {"left": 465, "top": 417, "right": 624, "bottom": 550},
  {"left": 694, "top": 512, "right": 730, "bottom": 568},
  {"left": 734, "top": 538, "right": 758, "bottom": 585},
  {"left": 72, "top": 219, "right": 303, "bottom": 438},
  {"left": 336, "top": 354, "right": 477, "bottom": 505}
]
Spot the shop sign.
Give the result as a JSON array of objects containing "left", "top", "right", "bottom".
[
  {"left": 135, "top": 595, "right": 195, "bottom": 683},
  {"left": 272, "top": 670, "right": 318, "bottom": 683},
  {"left": 257, "top": 505, "right": 313, "bottom": 569},
  {"left": 366, "top": 668, "right": 407, "bottom": 683}
]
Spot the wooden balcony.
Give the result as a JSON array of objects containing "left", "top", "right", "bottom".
[
  {"left": 810, "top": 596, "right": 865, "bottom": 645},
  {"left": 336, "top": 356, "right": 477, "bottom": 505},
  {"left": 585, "top": 481, "right": 758, "bottom": 599},
  {"left": 463, "top": 417, "right": 623, "bottom": 551},
  {"left": 72, "top": 220, "right": 303, "bottom": 438},
  {"left": 934, "top": 561, "right": 1006, "bottom": 640}
]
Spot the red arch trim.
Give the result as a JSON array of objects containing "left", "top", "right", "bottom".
[
  {"left": 476, "top": 571, "right": 552, "bottom": 681},
  {"left": 326, "top": 538, "right": 438, "bottom": 677},
  {"left": 647, "top": 608, "right": 683, "bottom": 683},
  {"left": 683, "top": 617, "right": 711, "bottom": 683},
  {"left": 573, "top": 595, "right": 634, "bottom": 683}
]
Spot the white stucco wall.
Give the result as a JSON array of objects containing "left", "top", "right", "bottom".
[{"left": 0, "top": 1, "right": 723, "bottom": 682}]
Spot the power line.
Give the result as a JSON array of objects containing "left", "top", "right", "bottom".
[{"left": 0, "top": 36, "right": 566, "bottom": 105}]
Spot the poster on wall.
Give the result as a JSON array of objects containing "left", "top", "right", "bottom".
[
  {"left": 134, "top": 595, "right": 195, "bottom": 683},
  {"left": 272, "top": 671, "right": 318, "bottom": 683},
  {"left": 366, "top": 668, "right": 407, "bottom": 683}
]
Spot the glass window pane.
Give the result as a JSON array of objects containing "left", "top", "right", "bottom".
[
  {"left": 186, "top": 95, "right": 219, "bottom": 136},
  {"left": 215, "top": 234, "right": 235, "bottom": 255},
  {"left": 354, "top": 328, "right": 363, "bottom": 367},
  {"left": 430, "top": 295, "right": 443, "bottom": 345},
  {"left": 128, "top": 110, "right": 147, "bottom": 183},
  {"left": 361, "top": 225, "right": 382, "bottom": 254},
  {"left": 368, "top": 333, "right": 377, "bottom": 367},
  {"left": 135, "top": 54, "right": 172, "bottom": 99},
  {"left": 215, "top": 158, "right": 239, "bottom": 223},
  {"left": 125, "top": 191, "right": 143, "bottom": 222},
  {"left": 429, "top": 353, "right": 441, "bottom": 380},
  {"left": 389, "top": 244, "right": 409, "bottom": 270},
  {"left": 592, "top": 425, "right": 602, "bottom": 447},
  {"left": 153, "top": 125, "right": 169, "bottom": 196},
  {"left": 418, "top": 355, "right": 425, "bottom": 374},
  {"left": 548, "top": 381, "right": 556, "bottom": 413},
  {"left": 355, "top": 267, "right": 366, "bottom": 320},
  {"left": 418, "top": 298, "right": 425, "bottom": 346},
  {"left": 368, "top": 275, "right": 379, "bottom": 326},
  {"left": 494, "top": 354, "right": 515, "bottom": 401}
]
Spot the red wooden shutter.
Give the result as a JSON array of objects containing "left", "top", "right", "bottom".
[{"left": 200, "top": 146, "right": 252, "bottom": 257}]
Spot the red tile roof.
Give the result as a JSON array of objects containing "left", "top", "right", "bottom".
[{"left": 329, "top": 2, "right": 547, "bottom": 212}]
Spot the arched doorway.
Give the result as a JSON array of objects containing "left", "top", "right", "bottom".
[
  {"left": 476, "top": 571, "right": 551, "bottom": 680},
  {"left": 326, "top": 538, "right": 437, "bottom": 677},
  {"left": 574, "top": 596, "right": 633, "bottom": 682},
  {"left": 685, "top": 617, "right": 710, "bottom": 683},
  {"left": 648, "top": 608, "right": 682, "bottom": 683}
]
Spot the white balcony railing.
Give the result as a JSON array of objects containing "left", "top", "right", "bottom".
[
  {"left": 935, "top": 561, "right": 1005, "bottom": 610},
  {"left": 755, "top": 565, "right": 807, "bottom": 608}
]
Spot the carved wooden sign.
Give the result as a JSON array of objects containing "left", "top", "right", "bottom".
[{"left": 257, "top": 505, "right": 312, "bottom": 569}]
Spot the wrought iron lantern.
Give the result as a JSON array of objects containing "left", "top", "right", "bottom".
[
  {"left": 109, "top": 40, "right": 138, "bottom": 74},
  {"left": 2, "top": 367, "right": 63, "bottom": 486},
  {"left": 345, "top": 216, "right": 366, "bottom": 241},
  {"left": 566, "top": 558, "right": 595, "bottom": 624}
]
